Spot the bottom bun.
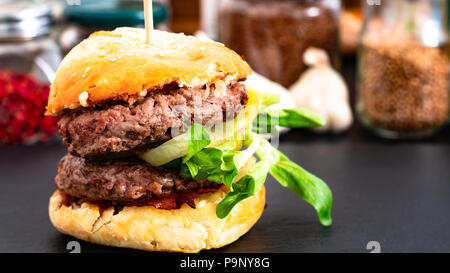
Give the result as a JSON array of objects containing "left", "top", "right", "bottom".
[{"left": 48, "top": 158, "right": 265, "bottom": 253}]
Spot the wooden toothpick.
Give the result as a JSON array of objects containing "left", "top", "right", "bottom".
[{"left": 144, "top": 0, "right": 153, "bottom": 44}]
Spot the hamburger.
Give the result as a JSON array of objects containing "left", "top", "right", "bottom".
[{"left": 47, "top": 28, "right": 333, "bottom": 253}]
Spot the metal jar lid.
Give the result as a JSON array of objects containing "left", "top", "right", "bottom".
[{"left": 0, "top": 1, "right": 53, "bottom": 41}]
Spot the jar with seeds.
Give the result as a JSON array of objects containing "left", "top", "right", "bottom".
[
  {"left": 356, "top": 0, "right": 450, "bottom": 139},
  {"left": 219, "top": 0, "right": 341, "bottom": 88}
]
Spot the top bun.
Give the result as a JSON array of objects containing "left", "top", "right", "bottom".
[{"left": 46, "top": 28, "right": 251, "bottom": 115}]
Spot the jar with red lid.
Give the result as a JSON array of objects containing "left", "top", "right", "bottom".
[
  {"left": 219, "top": 0, "right": 341, "bottom": 88},
  {"left": 0, "top": 1, "right": 62, "bottom": 144}
]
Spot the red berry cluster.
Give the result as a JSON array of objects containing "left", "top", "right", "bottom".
[{"left": 0, "top": 70, "right": 59, "bottom": 144}]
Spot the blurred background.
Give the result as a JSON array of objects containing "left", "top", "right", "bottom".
[{"left": 0, "top": 0, "right": 449, "bottom": 144}]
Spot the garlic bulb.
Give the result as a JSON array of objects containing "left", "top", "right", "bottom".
[{"left": 289, "top": 47, "right": 353, "bottom": 133}]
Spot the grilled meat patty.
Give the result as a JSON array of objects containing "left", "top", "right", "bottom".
[
  {"left": 55, "top": 153, "right": 219, "bottom": 203},
  {"left": 58, "top": 82, "right": 248, "bottom": 158}
]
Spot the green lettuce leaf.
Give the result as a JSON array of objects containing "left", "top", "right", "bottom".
[
  {"left": 257, "top": 139, "right": 333, "bottom": 226},
  {"left": 254, "top": 107, "right": 326, "bottom": 133},
  {"left": 216, "top": 138, "right": 272, "bottom": 218},
  {"left": 183, "top": 123, "right": 211, "bottom": 163},
  {"left": 180, "top": 137, "right": 260, "bottom": 191},
  {"left": 217, "top": 137, "right": 332, "bottom": 226}
]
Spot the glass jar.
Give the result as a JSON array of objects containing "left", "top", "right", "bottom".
[
  {"left": 0, "top": 1, "right": 62, "bottom": 144},
  {"left": 219, "top": 0, "right": 341, "bottom": 88},
  {"left": 356, "top": 0, "right": 450, "bottom": 139}
]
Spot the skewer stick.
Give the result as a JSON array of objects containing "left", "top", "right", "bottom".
[{"left": 144, "top": 0, "right": 153, "bottom": 44}]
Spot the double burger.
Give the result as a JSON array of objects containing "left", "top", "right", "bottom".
[{"left": 47, "top": 28, "right": 332, "bottom": 252}]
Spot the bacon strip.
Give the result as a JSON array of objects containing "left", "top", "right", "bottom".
[{"left": 60, "top": 186, "right": 221, "bottom": 211}]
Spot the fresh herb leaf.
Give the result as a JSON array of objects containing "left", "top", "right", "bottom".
[
  {"left": 183, "top": 123, "right": 211, "bottom": 163},
  {"left": 216, "top": 138, "right": 271, "bottom": 218},
  {"left": 257, "top": 139, "right": 333, "bottom": 226},
  {"left": 185, "top": 160, "right": 199, "bottom": 177},
  {"left": 180, "top": 137, "right": 260, "bottom": 191},
  {"left": 215, "top": 190, "right": 251, "bottom": 219},
  {"left": 217, "top": 136, "right": 332, "bottom": 226},
  {"left": 254, "top": 107, "right": 326, "bottom": 133}
]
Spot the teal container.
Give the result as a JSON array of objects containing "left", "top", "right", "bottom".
[
  {"left": 64, "top": 0, "right": 169, "bottom": 28},
  {"left": 59, "top": 0, "right": 169, "bottom": 54}
]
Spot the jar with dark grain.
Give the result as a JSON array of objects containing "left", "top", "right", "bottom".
[
  {"left": 357, "top": 0, "right": 450, "bottom": 139},
  {"left": 219, "top": 0, "right": 340, "bottom": 88}
]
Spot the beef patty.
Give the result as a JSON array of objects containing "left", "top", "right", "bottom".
[
  {"left": 59, "top": 82, "right": 248, "bottom": 158},
  {"left": 55, "top": 154, "right": 219, "bottom": 203}
]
